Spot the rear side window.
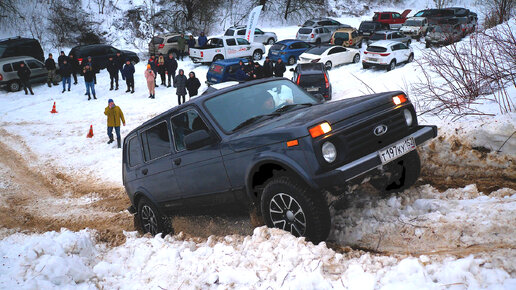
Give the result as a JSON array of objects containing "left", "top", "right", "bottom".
[
  {"left": 237, "top": 30, "right": 245, "bottom": 36},
  {"left": 12, "top": 61, "right": 24, "bottom": 71},
  {"left": 167, "top": 36, "right": 179, "bottom": 43},
  {"left": 3, "top": 63, "right": 12, "bottom": 72},
  {"left": 225, "top": 29, "right": 235, "bottom": 36},
  {"left": 128, "top": 137, "right": 143, "bottom": 167},
  {"left": 270, "top": 44, "right": 286, "bottom": 50},
  {"left": 0, "top": 45, "right": 6, "bottom": 57},
  {"left": 141, "top": 121, "right": 171, "bottom": 161},
  {"left": 151, "top": 37, "right": 164, "bottom": 44},
  {"left": 298, "top": 28, "right": 312, "bottom": 34},
  {"left": 26, "top": 60, "right": 43, "bottom": 69},
  {"left": 381, "top": 14, "right": 390, "bottom": 20},
  {"left": 303, "top": 20, "right": 315, "bottom": 27},
  {"left": 367, "top": 46, "right": 388, "bottom": 53},
  {"left": 370, "top": 33, "right": 386, "bottom": 41},
  {"left": 226, "top": 39, "right": 237, "bottom": 46}
]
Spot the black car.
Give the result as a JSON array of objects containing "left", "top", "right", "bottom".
[
  {"left": 122, "top": 78, "right": 437, "bottom": 243},
  {"left": 0, "top": 37, "right": 44, "bottom": 62},
  {"left": 69, "top": 44, "right": 139, "bottom": 71},
  {"left": 290, "top": 62, "right": 332, "bottom": 101},
  {"left": 358, "top": 21, "right": 389, "bottom": 38}
]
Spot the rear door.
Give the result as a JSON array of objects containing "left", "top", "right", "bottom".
[
  {"left": 26, "top": 59, "right": 47, "bottom": 80},
  {"left": 254, "top": 28, "right": 266, "bottom": 43},
  {"left": 225, "top": 38, "right": 240, "bottom": 58}
]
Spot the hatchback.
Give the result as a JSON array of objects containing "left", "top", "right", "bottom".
[
  {"left": 298, "top": 45, "right": 360, "bottom": 70},
  {"left": 267, "top": 39, "right": 312, "bottom": 65},
  {"left": 367, "top": 30, "right": 411, "bottom": 46}
]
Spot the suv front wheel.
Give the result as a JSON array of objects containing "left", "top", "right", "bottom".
[
  {"left": 136, "top": 197, "right": 173, "bottom": 237},
  {"left": 260, "top": 176, "right": 331, "bottom": 244}
]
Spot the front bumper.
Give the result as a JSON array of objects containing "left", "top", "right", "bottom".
[{"left": 312, "top": 125, "right": 437, "bottom": 189}]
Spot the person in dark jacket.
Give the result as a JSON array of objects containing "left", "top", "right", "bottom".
[
  {"left": 186, "top": 71, "right": 201, "bottom": 99},
  {"left": 121, "top": 60, "right": 135, "bottom": 93},
  {"left": 58, "top": 59, "right": 72, "bottom": 93},
  {"left": 274, "top": 58, "right": 286, "bottom": 77},
  {"left": 45, "top": 53, "right": 57, "bottom": 87},
  {"left": 157, "top": 54, "right": 166, "bottom": 86},
  {"left": 235, "top": 66, "right": 247, "bottom": 82},
  {"left": 198, "top": 32, "right": 208, "bottom": 47},
  {"left": 17, "top": 62, "right": 33, "bottom": 95},
  {"left": 83, "top": 65, "right": 96, "bottom": 100},
  {"left": 251, "top": 62, "right": 264, "bottom": 79},
  {"left": 174, "top": 69, "right": 187, "bottom": 105},
  {"left": 107, "top": 56, "right": 119, "bottom": 90},
  {"left": 147, "top": 55, "right": 159, "bottom": 87},
  {"left": 82, "top": 56, "right": 97, "bottom": 84},
  {"left": 115, "top": 52, "right": 124, "bottom": 76},
  {"left": 187, "top": 35, "right": 196, "bottom": 49},
  {"left": 263, "top": 57, "right": 274, "bottom": 77},
  {"left": 177, "top": 33, "right": 186, "bottom": 61},
  {"left": 165, "top": 53, "right": 178, "bottom": 87},
  {"left": 68, "top": 54, "right": 79, "bottom": 85},
  {"left": 57, "top": 51, "right": 68, "bottom": 67}
]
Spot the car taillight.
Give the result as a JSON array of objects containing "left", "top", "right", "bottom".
[
  {"left": 348, "top": 40, "right": 352, "bottom": 45},
  {"left": 324, "top": 73, "right": 329, "bottom": 89},
  {"left": 296, "top": 75, "right": 301, "bottom": 85},
  {"left": 311, "top": 58, "right": 320, "bottom": 63},
  {"left": 158, "top": 44, "right": 164, "bottom": 49},
  {"left": 0, "top": 73, "right": 3, "bottom": 81},
  {"left": 379, "top": 53, "right": 390, "bottom": 57},
  {"left": 364, "top": 51, "right": 368, "bottom": 54},
  {"left": 78, "top": 58, "right": 83, "bottom": 64},
  {"left": 200, "top": 51, "right": 204, "bottom": 57},
  {"left": 311, "top": 33, "right": 314, "bottom": 38}
]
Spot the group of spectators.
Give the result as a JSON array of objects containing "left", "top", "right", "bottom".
[{"left": 234, "top": 57, "right": 286, "bottom": 82}]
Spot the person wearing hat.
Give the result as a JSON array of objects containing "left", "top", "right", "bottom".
[
  {"left": 44, "top": 53, "right": 57, "bottom": 87},
  {"left": 58, "top": 51, "right": 68, "bottom": 67},
  {"left": 121, "top": 60, "right": 135, "bottom": 93},
  {"left": 185, "top": 71, "right": 200, "bottom": 100},
  {"left": 144, "top": 64, "right": 156, "bottom": 99},
  {"left": 104, "top": 99, "right": 125, "bottom": 148},
  {"left": 107, "top": 56, "right": 119, "bottom": 90},
  {"left": 82, "top": 56, "right": 97, "bottom": 85},
  {"left": 83, "top": 64, "right": 96, "bottom": 100}
]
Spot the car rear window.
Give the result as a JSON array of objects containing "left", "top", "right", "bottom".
[
  {"left": 305, "top": 46, "right": 328, "bottom": 55},
  {"left": 333, "top": 32, "right": 349, "bottom": 41},
  {"left": 299, "top": 74, "right": 325, "bottom": 87},
  {"left": 225, "top": 29, "right": 234, "bottom": 36},
  {"left": 298, "top": 28, "right": 312, "bottom": 34},
  {"left": 404, "top": 20, "right": 422, "bottom": 26},
  {"left": 367, "top": 46, "right": 387, "bottom": 53},
  {"left": 151, "top": 37, "right": 164, "bottom": 44},
  {"left": 2, "top": 63, "right": 12, "bottom": 72},
  {"left": 209, "top": 64, "right": 224, "bottom": 75},
  {"left": 303, "top": 20, "right": 315, "bottom": 27},
  {"left": 270, "top": 44, "right": 286, "bottom": 50},
  {"left": 359, "top": 22, "right": 375, "bottom": 30},
  {"left": 370, "top": 33, "right": 387, "bottom": 40}
]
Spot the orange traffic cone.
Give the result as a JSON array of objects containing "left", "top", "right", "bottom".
[
  {"left": 86, "top": 125, "right": 94, "bottom": 138},
  {"left": 50, "top": 102, "right": 58, "bottom": 114}
]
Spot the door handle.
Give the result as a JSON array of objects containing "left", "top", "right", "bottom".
[
  {"left": 174, "top": 158, "right": 182, "bottom": 166},
  {"left": 141, "top": 168, "right": 148, "bottom": 175}
]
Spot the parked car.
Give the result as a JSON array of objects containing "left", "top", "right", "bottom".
[
  {"left": 425, "top": 24, "right": 463, "bottom": 47},
  {"left": 0, "top": 56, "right": 61, "bottom": 91},
  {"left": 413, "top": 9, "right": 455, "bottom": 25},
  {"left": 330, "top": 27, "right": 364, "bottom": 48},
  {"left": 122, "top": 78, "right": 437, "bottom": 243},
  {"left": 267, "top": 39, "right": 312, "bottom": 65},
  {"left": 438, "top": 16, "right": 477, "bottom": 36},
  {"left": 367, "top": 30, "right": 412, "bottom": 46},
  {"left": 290, "top": 62, "right": 332, "bottom": 100},
  {"left": 189, "top": 37, "right": 265, "bottom": 64},
  {"left": 69, "top": 44, "right": 139, "bottom": 71},
  {"left": 296, "top": 26, "right": 332, "bottom": 44},
  {"left": 224, "top": 26, "right": 277, "bottom": 45},
  {"left": 373, "top": 10, "right": 411, "bottom": 29},
  {"left": 358, "top": 21, "right": 389, "bottom": 39},
  {"left": 298, "top": 45, "right": 360, "bottom": 70},
  {"left": 205, "top": 58, "right": 250, "bottom": 85},
  {"left": 400, "top": 17, "right": 429, "bottom": 38},
  {"left": 0, "top": 37, "right": 44, "bottom": 62},
  {"left": 148, "top": 33, "right": 192, "bottom": 58},
  {"left": 301, "top": 18, "right": 351, "bottom": 34},
  {"left": 362, "top": 40, "right": 414, "bottom": 71}
]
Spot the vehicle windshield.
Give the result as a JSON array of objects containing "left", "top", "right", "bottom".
[
  {"left": 404, "top": 20, "right": 422, "bottom": 26},
  {"left": 270, "top": 44, "right": 286, "bottom": 50},
  {"left": 305, "top": 46, "right": 329, "bottom": 55},
  {"left": 208, "top": 64, "right": 224, "bottom": 75},
  {"left": 303, "top": 20, "right": 315, "bottom": 27},
  {"left": 204, "top": 80, "right": 318, "bottom": 132},
  {"left": 151, "top": 37, "right": 164, "bottom": 44},
  {"left": 298, "top": 28, "right": 312, "bottom": 34},
  {"left": 359, "top": 22, "right": 375, "bottom": 30},
  {"left": 333, "top": 32, "right": 349, "bottom": 41},
  {"left": 367, "top": 46, "right": 387, "bottom": 53},
  {"left": 370, "top": 33, "right": 387, "bottom": 40},
  {"left": 225, "top": 29, "right": 235, "bottom": 36}
]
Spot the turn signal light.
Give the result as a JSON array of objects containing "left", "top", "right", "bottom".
[
  {"left": 309, "top": 122, "right": 332, "bottom": 138},
  {"left": 287, "top": 140, "right": 299, "bottom": 147},
  {"left": 393, "top": 94, "right": 407, "bottom": 105}
]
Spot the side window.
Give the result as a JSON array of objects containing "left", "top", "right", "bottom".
[
  {"left": 26, "top": 60, "right": 43, "bottom": 69},
  {"left": 108, "top": 46, "right": 118, "bottom": 54},
  {"left": 323, "top": 28, "right": 330, "bottom": 33},
  {"left": 255, "top": 28, "right": 263, "bottom": 34},
  {"left": 328, "top": 48, "right": 339, "bottom": 55},
  {"left": 320, "top": 20, "right": 332, "bottom": 26},
  {"left": 237, "top": 30, "right": 246, "bottom": 36},
  {"left": 351, "top": 31, "right": 358, "bottom": 38},
  {"left": 300, "top": 42, "right": 310, "bottom": 48},
  {"left": 391, "top": 45, "right": 398, "bottom": 51},
  {"left": 399, "top": 43, "right": 408, "bottom": 50},
  {"left": 393, "top": 13, "right": 401, "bottom": 19},
  {"left": 226, "top": 39, "right": 237, "bottom": 46},
  {"left": 392, "top": 33, "right": 400, "bottom": 38},
  {"left": 3, "top": 63, "right": 13, "bottom": 72},
  {"left": 237, "top": 38, "right": 250, "bottom": 45},
  {"left": 333, "top": 46, "right": 346, "bottom": 53},
  {"left": 12, "top": 61, "right": 25, "bottom": 71},
  {"left": 171, "top": 109, "right": 209, "bottom": 152},
  {"left": 331, "top": 20, "right": 340, "bottom": 25},
  {"left": 381, "top": 14, "right": 390, "bottom": 20},
  {"left": 167, "top": 36, "right": 179, "bottom": 43},
  {"left": 141, "top": 121, "right": 171, "bottom": 161},
  {"left": 128, "top": 137, "right": 143, "bottom": 167}
]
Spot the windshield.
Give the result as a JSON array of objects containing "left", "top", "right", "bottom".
[
  {"left": 225, "top": 29, "right": 235, "bottom": 36},
  {"left": 404, "top": 20, "right": 422, "bottom": 26},
  {"left": 303, "top": 20, "right": 315, "bottom": 27},
  {"left": 270, "top": 44, "right": 286, "bottom": 50},
  {"left": 370, "top": 33, "right": 387, "bottom": 40},
  {"left": 304, "top": 46, "right": 328, "bottom": 55},
  {"left": 204, "top": 80, "right": 318, "bottom": 132},
  {"left": 367, "top": 46, "right": 387, "bottom": 53},
  {"left": 298, "top": 28, "right": 312, "bottom": 34}
]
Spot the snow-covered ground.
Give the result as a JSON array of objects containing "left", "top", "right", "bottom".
[{"left": 0, "top": 2, "right": 515, "bottom": 288}]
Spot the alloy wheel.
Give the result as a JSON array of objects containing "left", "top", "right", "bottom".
[{"left": 268, "top": 192, "right": 306, "bottom": 237}]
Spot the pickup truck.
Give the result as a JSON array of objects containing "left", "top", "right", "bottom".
[
  {"left": 123, "top": 78, "right": 437, "bottom": 243},
  {"left": 189, "top": 37, "right": 265, "bottom": 64},
  {"left": 373, "top": 10, "right": 412, "bottom": 29}
]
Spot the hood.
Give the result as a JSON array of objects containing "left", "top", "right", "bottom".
[
  {"left": 189, "top": 71, "right": 196, "bottom": 77},
  {"left": 178, "top": 69, "right": 184, "bottom": 74}
]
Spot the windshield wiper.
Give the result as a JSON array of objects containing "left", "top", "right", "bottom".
[
  {"left": 231, "top": 113, "right": 278, "bottom": 132},
  {"left": 274, "top": 103, "right": 313, "bottom": 113}
]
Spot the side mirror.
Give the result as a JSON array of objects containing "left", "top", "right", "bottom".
[
  {"left": 289, "top": 68, "right": 295, "bottom": 72},
  {"left": 184, "top": 130, "right": 214, "bottom": 150}
]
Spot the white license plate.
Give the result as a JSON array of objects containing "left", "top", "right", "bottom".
[
  {"left": 379, "top": 137, "right": 416, "bottom": 164},
  {"left": 368, "top": 57, "right": 378, "bottom": 62},
  {"left": 271, "top": 51, "right": 278, "bottom": 55},
  {"left": 306, "top": 87, "right": 319, "bottom": 92}
]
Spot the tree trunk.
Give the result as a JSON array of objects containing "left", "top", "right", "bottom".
[{"left": 284, "top": 0, "right": 291, "bottom": 20}]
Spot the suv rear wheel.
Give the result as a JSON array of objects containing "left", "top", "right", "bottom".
[
  {"left": 261, "top": 176, "right": 331, "bottom": 244},
  {"left": 136, "top": 197, "right": 173, "bottom": 237},
  {"left": 8, "top": 80, "right": 20, "bottom": 92},
  {"left": 387, "top": 59, "right": 396, "bottom": 71},
  {"left": 267, "top": 38, "right": 275, "bottom": 45}
]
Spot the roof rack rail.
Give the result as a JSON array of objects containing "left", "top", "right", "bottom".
[{"left": 0, "top": 36, "right": 23, "bottom": 42}]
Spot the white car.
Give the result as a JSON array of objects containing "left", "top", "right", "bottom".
[
  {"left": 298, "top": 45, "right": 361, "bottom": 69},
  {"left": 400, "top": 17, "right": 429, "bottom": 38},
  {"left": 224, "top": 26, "right": 277, "bottom": 45},
  {"left": 189, "top": 37, "right": 265, "bottom": 64},
  {"left": 362, "top": 40, "right": 414, "bottom": 71}
]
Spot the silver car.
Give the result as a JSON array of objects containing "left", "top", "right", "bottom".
[
  {"left": 367, "top": 30, "right": 412, "bottom": 46},
  {"left": 0, "top": 56, "right": 61, "bottom": 92},
  {"left": 302, "top": 18, "right": 351, "bottom": 34},
  {"left": 224, "top": 26, "right": 278, "bottom": 45},
  {"left": 296, "top": 26, "right": 332, "bottom": 44}
]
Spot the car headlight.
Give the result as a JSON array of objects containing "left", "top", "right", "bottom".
[
  {"left": 322, "top": 142, "right": 337, "bottom": 163},
  {"left": 403, "top": 109, "right": 413, "bottom": 126}
]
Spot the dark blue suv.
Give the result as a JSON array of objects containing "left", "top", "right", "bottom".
[
  {"left": 267, "top": 39, "right": 312, "bottom": 65},
  {"left": 206, "top": 58, "right": 249, "bottom": 85},
  {"left": 123, "top": 78, "right": 437, "bottom": 243}
]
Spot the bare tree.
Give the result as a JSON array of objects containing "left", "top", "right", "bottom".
[
  {"left": 483, "top": 0, "right": 515, "bottom": 28},
  {"left": 433, "top": 0, "right": 450, "bottom": 9}
]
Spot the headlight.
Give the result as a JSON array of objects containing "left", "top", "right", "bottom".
[
  {"left": 322, "top": 142, "right": 337, "bottom": 163},
  {"left": 403, "top": 109, "right": 413, "bottom": 126}
]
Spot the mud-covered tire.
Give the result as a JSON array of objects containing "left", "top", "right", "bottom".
[
  {"left": 260, "top": 176, "right": 331, "bottom": 244},
  {"left": 136, "top": 197, "right": 173, "bottom": 237},
  {"left": 374, "top": 150, "right": 421, "bottom": 195}
]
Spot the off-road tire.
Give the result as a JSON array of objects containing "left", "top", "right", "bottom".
[
  {"left": 261, "top": 176, "right": 331, "bottom": 244},
  {"left": 136, "top": 197, "right": 173, "bottom": 237}
]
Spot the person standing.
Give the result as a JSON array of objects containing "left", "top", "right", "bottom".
[
  {"left": 107, "top": 56, "right": 119, "bottom": 90},
  {"left": 121, "top": 60, "right": 135, "bottom": 93},
  {"left": 115, "top": 51, "right": 124, "bottom": 76},
  {"left": 187, "top": 35, "right": 196, "bottom": 50},
  {"left": 145, "top": 64, "right": 156, "bottom": 99},
  {"left": 17, "top": 62, "right": 33, "bottom": 95},
  {"left": 45, "top": 53, "right": 57, "bottom": 87},
  {"left": 82, "top": 56, "right": 97, "bottom": 84},
  {"left": 177, "top": 33, "right": 186, "bottom": 61},
  {"left": 274, "top": 58, "right": 286, "bottom": 77},
  {"left": 157, "top": 54, "right": 166, "bottom": 86},
  {"left": 83, "top": 65, "right": 96, "bottom": 100},
  {"left": 104, "top": 99, "right": 126, "bottom": 148},
  {"left": 68, "top": 54, "right": 79, "bottom": 85},
  {"left": 263, "top": 57, "right": 274, "bottom": 78},
  {"left": 186, "top": 71, "right": 201, "bottom": 100},
  {"left": 165, "top": 53, "right": 177, "bottom": 88},
  {"left": 174, "top": 69, "right": 187, "bottom": 105},
  {"left": 57, "top": 51, "right": 68, "bottom": 67},
  {"left": 58, "top": 59, "right": 72, "bottom": 93},
  {"left": 147, "top": 55, "right": 159, "bottom": 87},
  {"left": 198, "top": 32, "right": 208, "bottom": 47}
]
